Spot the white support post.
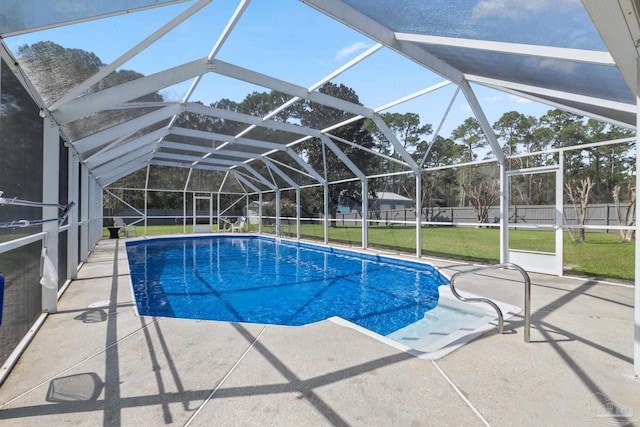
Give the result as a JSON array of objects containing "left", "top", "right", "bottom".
[
  {"left": 42, "top": 117, "right": 59, "bottom": 313},
  {"left": 93, "top": 178, "right": 102, "bottom": 248},
  {"left": 556, "top": 153, "right": 564, "bottom": 276},
  {"left": 80, "top": 164, "right": 89, "bottom": 262},
  {"left": 183, "top": 192, "right": 188, "bottom": 233},
  {"left": 245, "top": 194, "right": 249, "bottom": 230},
  {"left": 362, "top": 179, "right": 368, "bottom": 249},
  {"left": 323, "top": 184, "right": 329, "bottom": 244},
  {"left": 499, "top": 163, "right": 508, "bottom": 263},
  {"left": 98, "top": 180, "right": 103, "bottom": 246},
  {"left": 210, "top": 192, "right": 214, "bottom": 231},
  {"left": 144, "top": 165, "right": 150, "bottom": 235},
  {"left": 88, "top": 179, "right": 93, "bottom": 248},
  {"left": 296, "top": 189, "right": 301, "bottom": 240},
  {"left": 275, "top": 190, "right": 281, "bottom": 236},
  {"left": 89, "top": 178, "right": 96, "bottom": 247},
  {"left": 192, "top": 193, "right": 196, "bottom": 230},
  {"left": 67, "top": 149, "right": 79, "bottom": 280},
  {"left": 634, "top": 59, "right": 640, "bottom": 379},
  {"left": 89, "top": 178, "right": 95, "bottom": 247},
  {"left": 94, "top": 178, "right": 103, "bottom": 248},
  {"left": 216, "top": 192, "right": 221, "bottom": 232},
  {"left": 258, "top": 193, "right": 263, "bottom": 234},
  {"left": 90, "top": 178, "right": 96, "bottom": 247},
  {"left": 415, "top": 174, "right": 421, "bottom": 258},
  {"left": 183, "top": 169, "right": 192, "bottom": 234}
]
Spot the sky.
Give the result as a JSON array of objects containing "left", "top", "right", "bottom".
[{"left": 4, "top": 0, "right": 554, "bottom": 139}]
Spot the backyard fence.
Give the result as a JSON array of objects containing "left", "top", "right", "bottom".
[
  {"left": 104, "top": 203, "right": 632, "bottom": 232},
  {"left": 337, "top": 203, "right": 632, "bottom": 231}
]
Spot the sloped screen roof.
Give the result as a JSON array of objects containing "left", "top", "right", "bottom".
[
  {"left": 0, "top": 0, "right": 187, "bottom": 36},
  {"left": 341, "top": 0, "right": 607, "bottom": 50},
  {"left": 0, "top": 0, "right": 636, "bottom": 189}
]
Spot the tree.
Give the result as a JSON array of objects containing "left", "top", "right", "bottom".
[
  {"left": 397, "top": 173, "right": 431, "bottom": 219},
  {"left": 16, "top": 42, "right": 172, "bottom": 213},
  {"left": 493, "top": 111, "right": 544, "bottom": 166},
  {"left": 397, "top": 135, "right": 463, "bottom": 218},
  {"left": 451, "top": 117, "right": 489, "bottom": 207},
  {"left": 18, "top": 41, "right": 162, "bottom": 105},
  {"left": 375, "top": 112, "right": 432, "bottom": 152},
  {"left": 463, "top": 180, "right": 500, "bottom": 224},
  {"left": 581, "top": 120, "right": 634, "bottom": 203},
  {"left": 419, "top": 136, "right": 465, "bottom": 209},
  {"left": 539, "top": 109, "right": 587, "bottom": 183},
  {"left": 492, "top": 111, "right": 556, "bottom": 205},
  {"left": 364, "top": 112, "right": 434, "bottom": 211},
  {"left": 236, "top": 90, "right": 291, "bottom": 119},
  {"left": 17, "top": 41, "right": 103, "bottom": 104},
  {"left": 295, "top": 83, "right": 378, "bottom": 223},
  {"left": 565, "top": 177, "right": 594, "bottom": 243},
  {"left": 461, "top": 163, "right": 500, "bottom": 224},
  {"left": 494, "top": 111, "right": 527, "bottom": 157},
  {"left": 451, "top": 117, "right": 486, "bottom": 162},
  {"left": 613, "top": 185, "right": 635, "bottom": 242}
]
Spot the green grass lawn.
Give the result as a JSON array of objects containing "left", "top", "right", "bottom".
[{"left": 107, "top": 224, "right": 635, "bottom": 282}]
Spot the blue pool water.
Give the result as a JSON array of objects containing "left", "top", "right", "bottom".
[{"left": 126, "top": 236, "right": 450, "bottom": 336}]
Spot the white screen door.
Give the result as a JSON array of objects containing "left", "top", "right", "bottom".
[{"left": 506, "top": 166, "right": 562, "bottom": 275}]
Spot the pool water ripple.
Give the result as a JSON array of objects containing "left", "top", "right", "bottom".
[{"left": 126, "top": 236, "right": 449, "bottom": 337}]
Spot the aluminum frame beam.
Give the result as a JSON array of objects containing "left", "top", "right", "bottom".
[
  {"left": 96, "top": 152, "right": 153, "bottom": 185},
  {"left": 49, "top": 0, "right": 212, "bottom": 111},
  {"left": 86, "top": 128, "right": 169, "bottom": 169},
  {"left": 466, "top": 74, "right": 636, "bottom": 128},
  {"left": 320, "top": 136, "right": 365, "bottom": 180},
  {"left": 583, "top": 1, "right": 638, "bottom": 99},
  {"left": 93, "top": 145, "right": 156, "bottom": 177},
  {"left": 242, "top": 164, "right": 277, "bottom": 190},
  {"left": 460, "top": 79, "right": 505, "bottom": 164},
  {"left": 230, "top": 170, "right": 260, "bottom": 193},
  {"left": 301, "top": 0, "right": 464, "bottom": 84},
  {"left": 55, "top": 59, "right": 213, "bottom": 124},
  {"left": 262, "top": 158, "right": 298, "bottom": 189},
  {"left": 150, "top": 159, "right": 228, "bottom": 172},
  {"left": 73, "top": 105, "right": 179, "bottom": 153},
  {"left": 0, "top": 0, "right": 191, "bottom": 37},
  {"left": 154, "top": 151, "right": 240, "bottom": 165},
  {"left": 394, "top": 33, "right": 615, "bottom": 65},
  {"left": 99, "top": 160, "right": 149, "bottom": 187}
]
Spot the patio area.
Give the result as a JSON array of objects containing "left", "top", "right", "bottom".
[{"left": 0, "top": 237, "right": 637, "bottom": 426}]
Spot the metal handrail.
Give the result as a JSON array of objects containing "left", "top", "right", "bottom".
[{"left": 449, "top": 262, "right": 531, "bottom": 343}]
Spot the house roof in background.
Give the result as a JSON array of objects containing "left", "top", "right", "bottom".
[{"left": 376, "top": 192, "right": 412, "bottom": 202}]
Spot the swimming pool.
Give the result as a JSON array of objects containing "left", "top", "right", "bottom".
[{"left": 126, "top": 235, "right": 519, "bottom": 357}]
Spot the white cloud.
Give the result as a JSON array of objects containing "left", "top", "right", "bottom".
[
  {"left": 533, "top": 57, "right": 577, "bottom": 74},
  {"left": 485, "top": 94, "right": 503, "bottom": 103},
  {"left": 471, "top": 0, "right": 580, "bottom": 21},
  {"left": 508, "top": 94, "right": 531, "bottom": 104},
  {"left": 335, "top": 42, "right": 370, "bottom": 60},
  {"left": 459, "top": 104, "right": 472, "bottom": 112}
]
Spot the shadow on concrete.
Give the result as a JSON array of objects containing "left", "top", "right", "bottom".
[
  {"left": 46, "top": 373, "right": 103, "bottom": 403},
  {"left": 0, "top": 242, "right": 417, "bottom": 426},
  {"left": 456, "top": 273, "right": 635, "bottom": 426}
]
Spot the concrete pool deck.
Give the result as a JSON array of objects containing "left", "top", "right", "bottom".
[{"left": 0, "top": 237, "right": 637, "bottom": 426}]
